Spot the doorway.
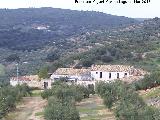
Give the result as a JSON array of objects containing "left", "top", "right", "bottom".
[{"left": 44, "top": 82, "right": 48, "bottom": 89}]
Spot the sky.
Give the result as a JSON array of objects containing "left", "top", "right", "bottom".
[{"left": 0, "top": 0, "right": 159, "bottom": 18}]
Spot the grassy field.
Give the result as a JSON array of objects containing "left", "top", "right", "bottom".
[
  {"left": 77, "top": 95, "right": 115, "bottom": 120},
  {"left": 4, "top": 90, "right": 159, "bottom": 120},
  {"left": 3, "top": 94, "right": 115, "bottom": 120}
]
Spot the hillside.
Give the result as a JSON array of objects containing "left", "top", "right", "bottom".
[
  {"left": 0, "top": 8, "right": 160, "bottom": 81},
  {"left": 59, "top": 17, "right": 160, "bottom": 71},
  {"left": 0, "top": 7, "right": 137, "bottom": 51},
  {"left": 0, "top": 8, "right": 138, "bottom": 77}
]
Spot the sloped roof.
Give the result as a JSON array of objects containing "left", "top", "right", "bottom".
[
  {"left": 54, "top": 68, "right": 90, "bottom": 75},
  {"left": 91, "top": 65, "right": 132, "bottom": 72}
]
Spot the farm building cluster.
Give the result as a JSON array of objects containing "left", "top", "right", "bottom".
[{"left": 10, "top": 65, "right": 146, "bottom": 89}]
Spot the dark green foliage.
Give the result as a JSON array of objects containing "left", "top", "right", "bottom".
[
  {"left": 96, "top": 81, "right": 159, "bottom": 120},
  {"left": 101, "top": 55, "right": 113, "bottom": 63},
  {"left": 75, "top": 85, "right": 90, "bottom": 99},
  {"left": 115, "top": 101, "right": 156, "bottom": 120},
  {"left": 0, "top": 8, "right": 139, "bottom": 79},
  {"left": 38, "top": 66, "right": 49, "bottom": 79},
  {"left": 46, "top": 52, "right": 60, "bottom": 62},
  {"left": 88, "top": 84, "right": 95, "bottom": 95},
  {"left": 42, "top": 82, "right": 90, "bottom": 120},
  {"left": 41, "top": 82, "right": 89, "bottom": 101},
  {"left": 0, "top": 8, "right": 137, "bottom": 51},
  {"left": 16, "top": 84, "right": 32, "bottom": 97},
  {"left": 0, "top": 11, "right": 159, "bottom": 81},
  {"left": 70, "top": 44, "right": 134, "bottom": 67},
  {"left": 5, "top": 54, "right": 20, "bottom": 62},
  {"left": 49, "top": 62, "right": 64, "bottom": 73},
  {"left": 134, "top": 72, "right": 160, "bottom": 90},
  {"left": 0, "top": 75, "right": 9, "bottom": 85},
  {"left": 0, "top": 84, "right": 32, "bottom": 118},
  {"left": 81, "top": 58, "right": 93, "bottom": 67},
  {"left": 44, "top": 97, "right": 80, "bottom": 120}
]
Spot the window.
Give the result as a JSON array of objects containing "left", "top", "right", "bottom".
[
  {"left": 100, "top": 72, "right": 102, "bottom": 78},
  {"left": 96, "top": 72, "right": 98, "bottom": 74},
  {"left": 124, "top": 73, "right": 127, "bottom": 76},
  {"left": 109, "top": 73, "right": 111, "bottom": 79},
  {"left": 117, "top": 73, "right": 119, "bottom": 79}
]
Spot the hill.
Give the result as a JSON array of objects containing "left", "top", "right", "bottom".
[
  {"left": 52, "top": 17, "right": 160, "bottom": 72},
  {"left": 0, "top": 8, "right": 138, "bottom": 77},
  {"left": 0, "top": 7, "right": 137, "bottom": 51},
  {"left": 0, "top": 8, "right": 160, "bottom": 80}
]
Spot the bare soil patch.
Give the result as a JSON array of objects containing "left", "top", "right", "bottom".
[{"left": 4, "top": 97, "right": 47, "bottom": 120}]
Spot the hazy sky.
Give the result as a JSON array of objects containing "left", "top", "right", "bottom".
[{"left": 0, "top": 0, "right": 159, "bottom": 18}]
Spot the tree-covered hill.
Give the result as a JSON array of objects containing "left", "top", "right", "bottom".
[
  {"left": 0, "top": 7, "right": 139, "bottom": 78},
  {"left": 0, "top": 7, "right": 137, "bottom": 27},
  {"left": 0, "top": 8, "right": 160, "bottom": 80},
  {"left": 0, "top": 7, "right": 137, "bottom": 51},
  {"left": 49, "top": 17, "right": 160, "bottom": 72}
]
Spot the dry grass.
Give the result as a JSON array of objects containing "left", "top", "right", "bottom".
[
  {"left": 4, "top": 94, "right": 115, "bottom": 120},
  {"left": 4, "top": 97, "right": 47, "bottom": 120},
  {"left": 77, "top": 95, "right": 115, "bottom": 120}
]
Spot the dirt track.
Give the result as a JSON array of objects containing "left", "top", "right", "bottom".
[
  {"left": 4, "top": 97, "right": 47, "bottom": 120},
  {"left": 77, "top": 95, "right": 115, "bottom": 120},
  {"left": 4, "top": 95, "right": 115, "bottom": 120}
]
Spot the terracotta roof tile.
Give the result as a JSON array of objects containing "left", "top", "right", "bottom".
[
  {"left": 91, "top": 65, "right": 132, "bottom": 72},
  {"left": 54, "top": 68, "right": 90, "bottom": 75}
]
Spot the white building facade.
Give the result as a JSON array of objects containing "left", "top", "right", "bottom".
[
  {"left": 10, "top": 75, "right": 52, "bottom": 89},
  {"left": 10, "top": 65, "right": 144, "bottom": 89},
  {"left": 91, "top": 65, "right": 133, "bottom": 82},
  {"left": 50, "top": 68, "right": 94, "bottom": 86},
  {"left": 91, "top": 71, "right": 130, "bottom": 81}
]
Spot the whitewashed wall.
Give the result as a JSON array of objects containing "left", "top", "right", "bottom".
[
  {"left": 10, "top": 79, "right": 52, "bottom": 89},
  {"left": 91, "top": 71, "right": 130, "bottom": 81},
  {"left": 10, "top": 80, "right": 19, "bottom": 86}
]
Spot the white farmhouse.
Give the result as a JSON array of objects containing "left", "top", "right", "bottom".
[
  {"left": 91, "top": 65, "right": 134, "bottom": 82},
  {"left": 50, "top": 65, "right": 145, "bottom": 86},
  {"left": 10, "top": 65, "right": 145, "bottom": 89},
  {"left": 50, "top": 68, "right": 94, "bottom": 86}
]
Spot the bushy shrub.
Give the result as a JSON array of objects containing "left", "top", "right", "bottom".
[
  {"left": 44, "top": 97, "right": 80, "bottom": 120},
  {"left": 42, "top": 82, "right": 84, "bottom": 120},
  {"left": 134, "top": 72, "right": 160, "bottom": 90},
  {"left": 96, "top": 81, "right": 159, "bottom": 120},
  {"left": 0, "top": 84, "right": 32, "bottom": 118},
  {"left": 41, "top": 82, "right": 90, "bottom": 102}
]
